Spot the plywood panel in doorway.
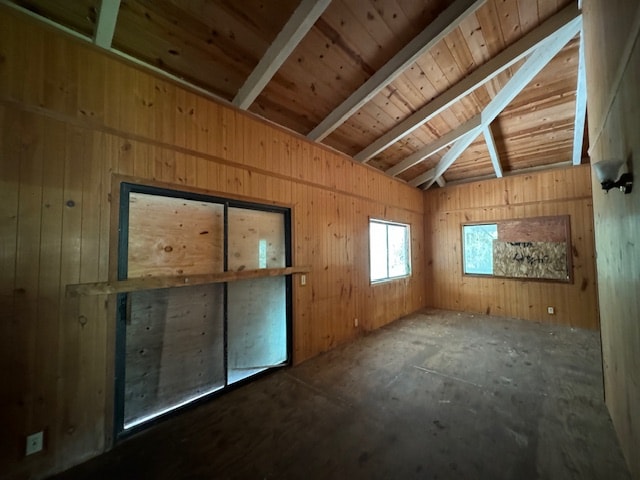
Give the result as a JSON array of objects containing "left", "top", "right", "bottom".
[
  {"left": 127, "top": 192, "right": 224, "bottom": 277},
  {"left": 125, "top": 283, "right": 225, "bottom": 427}
]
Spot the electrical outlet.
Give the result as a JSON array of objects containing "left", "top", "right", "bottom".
[
  {"left": 547, "top": 306, "right": 555, "bottom": 315},
  {"left": 26, "top": 431, "right": 43, "bottom": 456},
  {"left": 300, "top": 274, "right": 306, "bottom": 286},
  {"left": 354, "top": 318, "right": 358, "bottom": 327}
]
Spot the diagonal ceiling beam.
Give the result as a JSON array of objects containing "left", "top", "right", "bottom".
[
  {"left": 306, "top": 0, "right": 486, "bottom": 141},
  {"left": 94, "top": 0, "right": 121, "bottom": 49},
  {"left": 414, "top": 14, "right": 582, "bottom": 190},
  {"left": 572, "top": 31, "right": 587, "bottom": 165},
  {"left": 355, "top": 3, "right": 580, "bottom": 163},
  {"left": 483, "top": 123, "right": 503, "bottom": 177},
  {"left": 386, "top": 116, "right": 480, "bottom": 177},
  {"left": 408, "top": 129, "right": 481, "bottom": 187},
  {"left": 233, "top": 0, "right": 331, "bottom": 109}
]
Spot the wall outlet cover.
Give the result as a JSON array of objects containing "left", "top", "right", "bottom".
[{"left": 26, "top": 431, "right": 44, "bottom": 456}]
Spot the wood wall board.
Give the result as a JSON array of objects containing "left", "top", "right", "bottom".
[
  {"left": 0, "top": 10, "right": 426, "bottom": 479},
  {"left": 424, "top": 165, "right": 597, "bottom": 328},
  {"left": 583, "top": 0, "right": 640, "bottom": 476}
]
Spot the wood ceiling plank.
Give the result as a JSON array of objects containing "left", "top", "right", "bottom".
[
  {"left": 307, "top": 0, "right": 486, "bottom": 141},
  {"left": 430, "top": 36, "right": 467, "bottom": 88},
  {"left": 386, "top": 68, "right": 438, "bottom": 112},
  {"left": 416, "top": 13, "right": 581, "bottom": 189},
  {"left": 409, "top": 128, "right": 482, "bottom": 186},
  {"left": 475, "top": 0, "right": 507, "bottom": 56},
  {"left": 398, "top": 152, "right": 443, "bottom": 182},
  {"left": 355, "top": 4, "right": 579, "bottom": 163},
  {"left": 538, "top": 0, "right": 561, "bottom": 22},
  {"left": 8, "top": 0, "right": 98, "bottom": 37},
  {"left": 413, "top": 51, "right": 451, "bottom": 96},
  {"left": 517, "top": 0, "right": 540, "bottom": 35},
  {"left": 252, "top": 25, "right": 374, "bottom": 132},
  {"left": 316, "top": 2, "right": 381, "bottom": 73},
  {"left": 497, "top": 0, "right": 522, "bottom": 45},
  {"left": 443, "top": 25, "right": 479, "bottom": 81},
  {"left": 387, "top": 116, "right": 481, "bottom": 176},
  {"left": 233, "top": 0, "right": 331, "bottom": 109},
  {"left": 112, "top": 1, "right": 253, "bottom": 99},
  {"left": 171, "top": 0, "right": 299, "bottom": 41}
]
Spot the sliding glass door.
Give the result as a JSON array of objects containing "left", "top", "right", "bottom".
[{"left": 115, "top": 183, "right": 291, "bottom": 436}]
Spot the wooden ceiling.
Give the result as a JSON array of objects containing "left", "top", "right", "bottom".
[{"left": 6, "top": 0, "right": 587, "bottom": 188}]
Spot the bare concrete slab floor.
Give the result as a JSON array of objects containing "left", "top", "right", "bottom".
[{"left": 51, "top": 309, "right": 631, "bottom": 479}]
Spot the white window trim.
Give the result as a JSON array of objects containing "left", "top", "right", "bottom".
[{"left": 369, "top": 218, "right": 412, "bottom": 284}]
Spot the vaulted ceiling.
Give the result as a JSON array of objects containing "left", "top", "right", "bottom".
[{"left": 5, "top": 0, "right": 587, "bottom": 188}]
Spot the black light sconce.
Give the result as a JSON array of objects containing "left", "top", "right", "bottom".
[{"left": 592, "top": 159, "right": 633, "bottom": 194}]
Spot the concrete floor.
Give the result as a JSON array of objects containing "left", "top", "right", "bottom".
[{"left": 52, "top": 309, "right": 631, "bottom": 479}]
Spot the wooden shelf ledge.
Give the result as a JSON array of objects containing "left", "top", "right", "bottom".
[{"left": 66, "top": 266, "right": 311, "bottom": 297}]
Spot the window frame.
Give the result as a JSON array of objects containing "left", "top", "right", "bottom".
[
  {"left": 368, "top": 218, "right": 412, "bottom": 284},
  {"left": 461, "top": 222, "right": 499, "bottom": 277}
]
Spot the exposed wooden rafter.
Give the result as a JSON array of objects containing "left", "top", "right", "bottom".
[
  {"left": 409, "top": 129, "right": 481, "bottom": 187},
  {"left": 306, "top": 0, "right": 486, "bottom": 142},
  {"left": 233, "top": 0, "right": 331, "bottom": 110},
  {"left": 483, "top": 124, "right": 503, "bottom": 178},
  {"left": 572, "top": 31, "right": 587, "bottom": 165},
  {"left": 355, "top": 4, "right": 580, "bottom": 163},
  {"left": 94, "top": 0, "right": 121, "bottom": 49},
  {"left": 385, "top": 117, "right": 480, "bottom": 177},
  {"left": 412, "top": 14, "right": 582, "bottom": 189}
]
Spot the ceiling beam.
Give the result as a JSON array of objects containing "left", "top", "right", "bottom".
[
  {"left": 94, "top": 0, "right": 121, "bottom": 49},
  {"left": 408, "top": 129, "right": 481, "bottom": 187},
  {"left": 0, "top": 0, "right": 232, "bottom": 106},
  {"left": 233, "top": 0, "right": 331, "bottom": 110},
  {"left": 306, "top": 0, "right": 486, "bottom": 141},
  {"left": 385, "top": 116, "right": 480, "bottom": 177},
  {"left": 572, "top": 30, "right": 587, "bottom": 165},
  {"left": 355, "top": 3, "right": 580, "bottom": 163},
  {"left": 483, "top": 123, "right": 503, "bottom": 177},
  {"left": 415, "top": 14, "right": 582, "bottom": 190}
]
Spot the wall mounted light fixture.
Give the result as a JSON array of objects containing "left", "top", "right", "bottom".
[{"left": 592, "top": 159, "right": 633, "bottom": 194}]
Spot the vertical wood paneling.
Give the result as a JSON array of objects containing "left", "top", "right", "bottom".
[
  {"left": 425, "top": 166, "right": 598, "bottom": 329},
  {"left": 0, "top": 8, "right": 425, "bottom": 479},
  {"left": 583, "top": 1, "right": 640, "bottom": 477}
]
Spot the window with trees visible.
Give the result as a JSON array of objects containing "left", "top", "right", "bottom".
[
  {"left": 462, "top": 223, "right": 498, "bottom": 275},
  {"left": 369, "top": 219, "right": 411, "bottom": 282}
]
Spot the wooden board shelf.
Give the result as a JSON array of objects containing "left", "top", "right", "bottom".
[{"left": 66, "top": 266, "right": 311, "bottom": 297}]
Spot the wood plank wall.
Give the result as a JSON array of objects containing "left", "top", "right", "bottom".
[
  {"left": 0, "top": 8, "right": 424, "bottom": 479},
  {"left": 583, "top": 1, "right": 640, "bottom": 478},
  {"left": 423, "top": 165, "right": 598, "bottom": 329}
]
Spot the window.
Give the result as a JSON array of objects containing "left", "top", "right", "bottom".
[
  {"left": 462, "top": 223, "right": 498, "bottom": 275},
  {"left": 462, "top": 216, "right": 572, "bottom": 282},
  {"left": 369, "top": 219, "right": 411, "bottom": 282}
]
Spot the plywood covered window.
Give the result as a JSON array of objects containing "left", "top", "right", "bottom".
[
  {"left": 462, "top": 216, "right": 572, "bottom": 282},
  {"left": 369, "top": 219, "right": 411, "bottom": 282},
  {"left": 115, "top": 183, "right": 291, "bottom": 435}
]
